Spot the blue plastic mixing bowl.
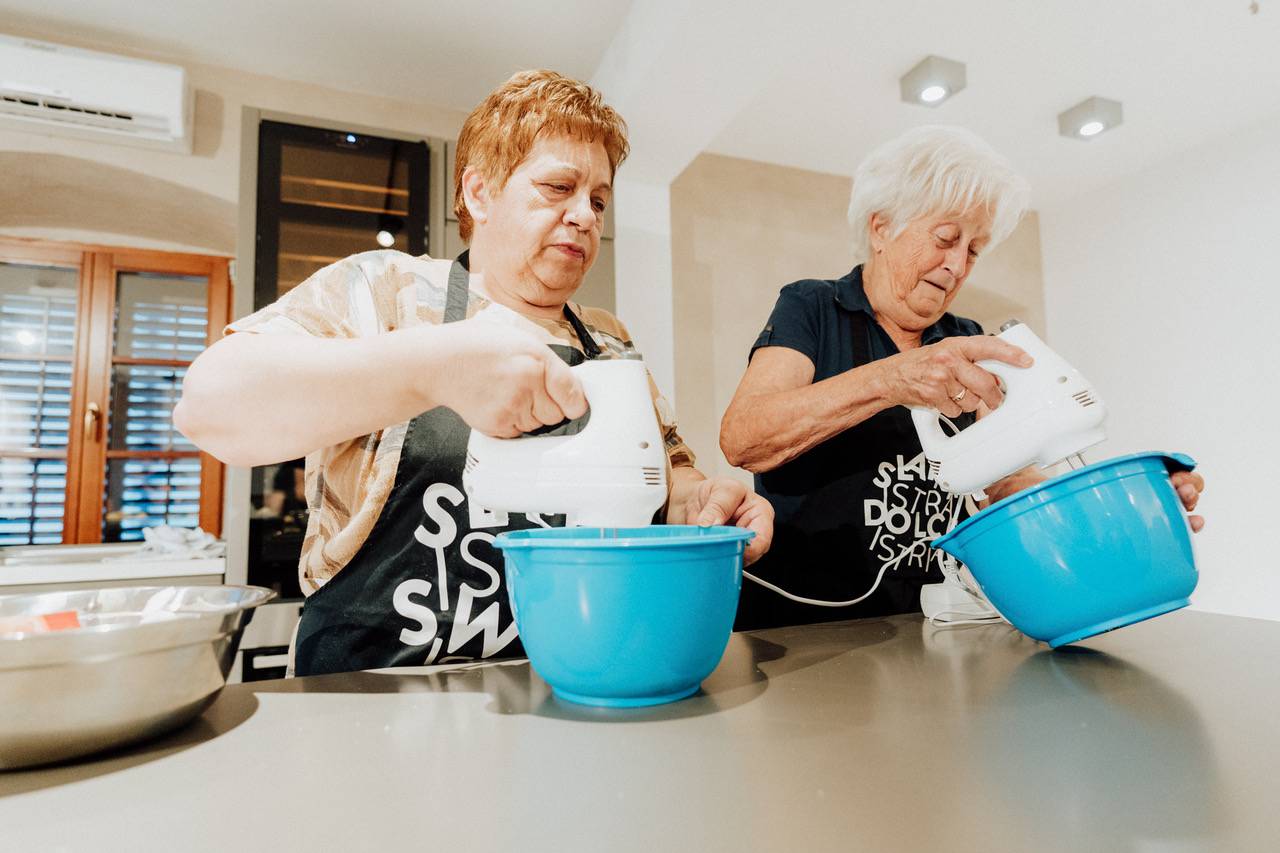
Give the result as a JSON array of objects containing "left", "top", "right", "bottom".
[
  {"left": 931, "top": 452, "right": 1198, "bottom": 648},
  {"left": 493, "top": 525, "right": 753, "bottom": 707}
]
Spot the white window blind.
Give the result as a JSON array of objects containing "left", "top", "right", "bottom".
[
  {"left": 103, "top": 272, "right": 208, "bottom": 542},
  {"left": 0, "top": 265, "right": 78, "bottom": 545}
]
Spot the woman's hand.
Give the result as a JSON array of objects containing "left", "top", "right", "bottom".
[
  {"left": 881, "top": 336, "right": 1033, "bottom": 418},
  {"left": 433, "top": 317, "right": 587, "bottom": 437},
  {"left": 1171, "top": 470, "right": 1205, "bottom": 532},
  {"left": 677, "top": 476, "right": 775, "bottom": 566}
]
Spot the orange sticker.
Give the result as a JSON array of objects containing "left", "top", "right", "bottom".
[{"left": 0, "top": 610, "right": 82, "bottom": 634}]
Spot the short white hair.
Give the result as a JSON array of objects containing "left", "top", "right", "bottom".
[{"left": 847, "top": 125, "right": 1030, "bottom": 264}]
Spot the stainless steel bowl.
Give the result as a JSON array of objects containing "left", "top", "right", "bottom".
[{"left": 0, "top": 584, "right": 275, "bottom": 770}]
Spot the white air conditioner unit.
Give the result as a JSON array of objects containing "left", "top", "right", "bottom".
[{"left": 0, "top": 33, "right": 192, "bottom": 153}]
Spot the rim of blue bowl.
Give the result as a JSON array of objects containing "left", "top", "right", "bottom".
[
  {"left": 936, "top": 450, "right": 1195, "bottom": 547},
  {"left": 493, "top": 524, "right": 755, "bottom": 550}
]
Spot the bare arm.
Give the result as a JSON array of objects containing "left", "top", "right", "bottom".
[
  {"left": 721, "top": 336, "right": 1034, "bottom": 475},
  {"left": 720, "top": 347, "right": 896, "bottom": 474},
  {"left": 174, "top": 318, "right": 586, "bottom": 467}
]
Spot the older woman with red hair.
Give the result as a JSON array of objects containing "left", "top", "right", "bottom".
[{"left": 175, "top": 71, "right": 772, "bottom": 675}]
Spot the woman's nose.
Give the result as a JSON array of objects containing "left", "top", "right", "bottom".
[
  {"left": 942, "top": 245, "right": 969, "bottom": 279},
  {"left": 564, "top": 194, "right": 598, "bottom": 231}
]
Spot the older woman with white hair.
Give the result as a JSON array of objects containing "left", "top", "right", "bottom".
[{"left": 720, "top": 125, "right": 1204, "bottom": 630}]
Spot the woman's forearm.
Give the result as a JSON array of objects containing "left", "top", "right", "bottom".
[
  {"left": 174, "top": 325, "right": 453, "bottom": 466},
  {"left": 721, "top": 360, "right": 898, "bottom": 474}
]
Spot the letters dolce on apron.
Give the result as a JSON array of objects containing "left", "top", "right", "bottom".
[
  {"left": 293, "top": 258, "right": 602, "bottom": 676},
  {"left": 739, "top": 309, "right": 982, "bottom": 626}
]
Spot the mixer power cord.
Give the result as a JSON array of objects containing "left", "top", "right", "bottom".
[{"left": 742, "top": 563, "right": 892, "bottom": 608}]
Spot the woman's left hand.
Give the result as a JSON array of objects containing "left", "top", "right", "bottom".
[
  {"left": 682, "top": 478, "right": 775, "bottom": 566},
  {"left": 1171, "top": 470, "right": 1205, "bottom": 532}
]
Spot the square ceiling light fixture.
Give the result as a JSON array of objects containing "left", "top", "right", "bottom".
[
  {"left": 899, "top": 55, "right": 966, "bottom": 107},
  {"left": 1058, "top": 96, "right": 1124, "bottom": 140}
]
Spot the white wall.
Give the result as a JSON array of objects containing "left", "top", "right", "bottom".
[
  {"left": 0, "top": 24, "right": 468, "bottom": 255},
  {"left": 1040, "top": 110, "right": 1280, "bottom": 621}
]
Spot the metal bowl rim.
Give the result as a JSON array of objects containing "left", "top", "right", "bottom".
[{"left": 0, "top": 584, "right": 276, "bottom": 644}]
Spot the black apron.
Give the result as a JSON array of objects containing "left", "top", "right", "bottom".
[
  {"left": 735, "top": 311, "right": 981, "bottom": 630},
  {"left": 294, "top": 259, "right": 601, "bottom": 676}
]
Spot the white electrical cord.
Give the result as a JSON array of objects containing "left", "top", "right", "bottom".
[
  {"left": 741, "top": 416, "right": 980, "bottom": 611},
  {"left": 926, "top": 611, "right": 1004, "bottom": 627},
  {"left": 742, "top": 562, "right": 892, "bottom": 608}
]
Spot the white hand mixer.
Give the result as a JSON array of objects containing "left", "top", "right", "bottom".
[
  {"left": 911, "top": 319, "right": 1108, "bottom": 623},
  {"left": 910, "top": 319, "right": 1108, "bottom": 497},
  {"left": 462, "top": 351, "right": 669, "bottom": 527}
]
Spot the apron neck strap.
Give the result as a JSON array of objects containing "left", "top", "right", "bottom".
[{"left": 848, "top": 307, "right": 873, "bottom": 366}]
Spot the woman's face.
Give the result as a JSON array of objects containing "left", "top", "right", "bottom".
[
  {"left": 468, "top": 134, "right": 611, "bottom": 309},
  {"left": 869, "top": 208, "right": 993, "bottom": 329}
]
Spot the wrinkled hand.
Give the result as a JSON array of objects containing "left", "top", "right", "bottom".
[
  {"left": 885, "top": 336, "right": 1033, "bottom": 418},
  {"left": 437, "top": 316, "right": 587, "bottom": 438},
  {"left": 682, "top": 478, "right": 774, "bottom": 566},
  {"left": 1171, "top": 470, "right": 1205, "bottom": 533}
]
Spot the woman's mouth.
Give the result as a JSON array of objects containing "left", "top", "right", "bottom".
[{"left": 552, "top": 243, "right": 585, "bottom": 261}]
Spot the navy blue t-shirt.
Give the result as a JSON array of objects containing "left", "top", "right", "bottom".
[{"left": 737, "top": 265, "right": 985, "bottom": 630}]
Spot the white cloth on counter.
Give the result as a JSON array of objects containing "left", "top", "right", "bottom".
[{"left": 104, "top": 526, "right": 226, "bottom": 561}]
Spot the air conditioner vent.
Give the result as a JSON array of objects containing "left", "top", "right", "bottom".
[{"left": 0, "top": 34, "right": 191, "bottom": 152}]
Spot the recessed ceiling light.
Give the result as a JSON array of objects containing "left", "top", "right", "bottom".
[
  {"left": 920, "top": 85, "right": 948, "bottom": 104},
  {"left": 1058, "top": 97, "right": 1123, "bottom": 141},
  {"left": 900, "top": 56, "right": 966, "bottom": 108}
]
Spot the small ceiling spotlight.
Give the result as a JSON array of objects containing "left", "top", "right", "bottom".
[
  {"left": 1058, "top": 97, "right": 1124, "bottom": 141},
  {"left": 900, "top": 55, "right": 967, "bottom": 107}
]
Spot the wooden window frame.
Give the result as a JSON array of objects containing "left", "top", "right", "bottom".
[{"left": 0, "top": 237, "right": 231, "bottom": 544}]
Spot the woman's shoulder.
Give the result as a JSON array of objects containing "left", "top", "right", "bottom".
[{"left": 777, "top": 277, "right": 841, "bottom": 300}]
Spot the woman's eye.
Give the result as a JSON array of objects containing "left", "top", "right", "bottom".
[
  {"left": 592, "top": 199, "right": 607, "bottom": 212},
  {"left": 543, "top": 183, "right": 571, "bottom": 193}
]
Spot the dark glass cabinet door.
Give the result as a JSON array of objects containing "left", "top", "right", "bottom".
[
  {"left": 255, "top": 121, "right": 429, "bottom": 303},
  {"left": 250, "top": 121, "right": 429, "bottom": 598}
]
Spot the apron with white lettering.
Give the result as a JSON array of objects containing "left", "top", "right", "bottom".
[
  {"left": 737, "top": 311, "right": 982, "bottom": 627},
  {"left": 293, "top": 258, "right": 601, "bottom": 676}
]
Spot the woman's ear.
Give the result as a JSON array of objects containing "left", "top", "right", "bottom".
[
  {"left": 461, "top": 166, "right": 490, "bottom": 227},
  {"left": 868, "top": 212, "right": 890, "bottom": 255}
]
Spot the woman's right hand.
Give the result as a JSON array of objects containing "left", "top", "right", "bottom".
[
  {"left": 881, "top": 336, "right": 1033, "bottom": 418},
  {"left": 433, "top": 317, "right": 588, "bottom": 437}
]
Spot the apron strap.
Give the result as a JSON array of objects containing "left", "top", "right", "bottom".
[
  {"left": 848, "top": 308, "right": 873, "bottom": 366},
  {"left": 444, "top": 258, "right": 470, "bottom": 324},
  {"left": 561, "top": 303, "right": 603, "bottom": 360}
]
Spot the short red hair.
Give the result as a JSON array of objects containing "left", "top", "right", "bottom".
[{"left": 453, "top": 70, "right": 629, "bottom": 242}]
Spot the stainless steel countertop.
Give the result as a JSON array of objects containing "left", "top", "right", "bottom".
[{"left": 3, "top": 609, "right": 1278, "bottom": 852}]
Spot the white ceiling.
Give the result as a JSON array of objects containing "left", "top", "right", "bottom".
[
  {"left": 702, "top": 1, "right": 1280, "bottom": 206},
  {"left": 3, "top": 0, "right": 1280, "bottom": 206},
  {"left": 0, "top": 0, "right": 635, "bottom": 113}
]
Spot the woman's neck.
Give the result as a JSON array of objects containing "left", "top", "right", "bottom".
[
  {"left": 862, "top": 258, "right": 923, "bottom": 351},
  {"left": 466, "top": 246, "right": 565, "bottom": 321}
]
